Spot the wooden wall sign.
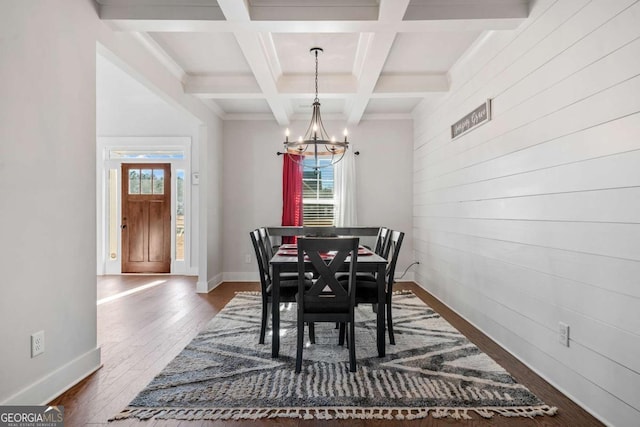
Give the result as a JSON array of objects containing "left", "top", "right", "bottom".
[{"left": 451, "top": 99, "right": 492, "bottom": 139}]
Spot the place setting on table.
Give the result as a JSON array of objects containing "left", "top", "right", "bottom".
[{"left": 275, "top": 244, "right": 376, "bottom": 258}]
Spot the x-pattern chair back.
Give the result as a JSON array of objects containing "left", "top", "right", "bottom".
[
  {"left": 295, "top": 237, "right": 359, "bottom": 373},
  {"left": 303, "top": 246, "right": 350, "bottom": 300}
]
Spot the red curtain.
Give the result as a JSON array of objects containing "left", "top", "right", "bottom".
[{"left": 281, "top": 154, "right": 303, "bottom": 244}]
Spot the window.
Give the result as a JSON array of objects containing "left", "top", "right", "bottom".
[
  {"left": 302, "top": 158, "right": 334, "bottom": 226},
  {"left": 128, "top": 168, "right": 165, "bottom": 195},
  {"left": 175, "top": 169, "right": 185, "bottom": 261},
  {"left": 109, "top": 149, "right": 185, "bottom": 160}
]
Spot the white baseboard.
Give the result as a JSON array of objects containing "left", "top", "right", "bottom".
[
  {"left": 196, "top": 273, "right": 223, "bottom": 293},
  {"left": 1, "top": 346, "right": 101, "bottom": 405},
  {"left": 223, "top": 272, "right": 259, "bottom": 282}
]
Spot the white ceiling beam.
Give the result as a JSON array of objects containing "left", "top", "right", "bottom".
[
  {"left": 259, "top": 33, "right": 283, "bottom": 82},
  {"left": 249, "top": 6, "right": 379, "bottom": 21},
  {"left": 184, "top": 74, "right": 262, "bottom": 98},
  {"left": 185, "top": 72, "right": 448, "bottom": 98},
  {"left": 278, "top": 74, "right": 358, "bottom": 95},
  {"left": 346, "top": 0, "right": 411, "bottom": 125},
  {"left": 217, "top": 0, "right": 291, "bottom": 125},
  {"left": 130, "top": 32, "right": 186, "bottom": 82},
  {"left": 200, "top": 99, "right": 227, "bottom": 118}
]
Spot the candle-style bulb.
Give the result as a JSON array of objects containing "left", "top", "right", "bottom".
[
  {"left": 343, "top": 128, "right": 348, "bottom": 142},
  {"left": 285, "top": 128, "right": 290, "bottom": 142}
]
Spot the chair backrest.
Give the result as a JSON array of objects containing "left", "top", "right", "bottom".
[
  {"left": 258, "top": 227, "right": 274, "bottom": 260},
  {"left": 385, "top": 230, "right": 405, "bottom": 285},
  {"left": 297, "top": 237, "right": 359, "bottom": 312},
  {"left": 249, "top": 229, "right": 271, "bottom": 292},
  {"left": 374, "top": 227, "right": 391, "bottom": 258}
]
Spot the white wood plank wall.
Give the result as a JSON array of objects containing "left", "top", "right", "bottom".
[{"left": 412, "top": 1, "right": 640, "bottom": 425}]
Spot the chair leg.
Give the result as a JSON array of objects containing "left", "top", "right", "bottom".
[
  {"left": 295, "top": 314, "right": 304, "bottom": 374},
  {"left": 338, "top": 323, "right": 345, "bottom": 346},
  {"left": 259, "top": 299, "right": 268, "bottom": 344},
  {"left": 308, "top": 322, "right": 316, "bottom": 344},
  {"left": 348, "top": 318, "right": 356, "bottom": 372},
  {"left": 387, "top": 296, "right": 395, "bottom": 345}
]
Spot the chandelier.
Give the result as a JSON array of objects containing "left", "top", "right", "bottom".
[{"left": 283, "top": 47, "right": 349, "bottom": 170}]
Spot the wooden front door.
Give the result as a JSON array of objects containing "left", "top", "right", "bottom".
[{"left": 121, "top": 164, "right": 171, "bottom": 273}]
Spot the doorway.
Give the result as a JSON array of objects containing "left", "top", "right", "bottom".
[{"left": 121, "top": 163, "right": 171, "bottom": 273}]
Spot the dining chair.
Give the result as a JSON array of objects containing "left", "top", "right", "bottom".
[
  {"left": 355, "top": 230, "right": 404, "bottom": 344},
  {"left": 250, "top": 229, "right": 309, "bottom": 344},
  {"left": 374, "top": 226, "right": 391, "bottom": 257},
  {"left": 295, "top": 237, "right": 359, "bottom": 373}
]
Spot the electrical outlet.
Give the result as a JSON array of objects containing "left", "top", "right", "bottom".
[
  {"left": 244, "top": 254, "right": 252, "bottom": 264},
  {"left": 558, "top": 322, "right": 570, "bottom": 347},
  {"left": 31, "top": 330, "right": 45, "bottom": 357}
]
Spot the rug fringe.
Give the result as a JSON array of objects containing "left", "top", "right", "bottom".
[{"left": 110, "top": 405, "right": 557, "bottom": 422}]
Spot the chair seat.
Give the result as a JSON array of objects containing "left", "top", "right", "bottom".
[
  {"left": 336, "top": 272, "right": 376, "bottom": 283},
  {"left": 267, "top": 278, "right": 312, "bottom": 300},
  {"left": 354, "top": 280, "right": 378, "bottom": 303},
  {"left": 298, "top": 294, "right": 351, "bottom": 313}
]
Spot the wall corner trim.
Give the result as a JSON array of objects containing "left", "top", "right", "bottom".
[{"left": 1, "top": 347, "right": 102, "bottom": 406}]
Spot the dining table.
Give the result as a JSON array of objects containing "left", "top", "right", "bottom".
[{"left": 269, "top": 242, "right": 388, "bottom": 359}]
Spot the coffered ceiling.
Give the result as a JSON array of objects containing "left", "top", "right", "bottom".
[{"left": 97, "top": 0, "right": 529, "bottom": 125}]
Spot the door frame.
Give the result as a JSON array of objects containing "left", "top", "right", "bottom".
[{"left": 97, "top": 137, "right": 194, "bottom": 275}]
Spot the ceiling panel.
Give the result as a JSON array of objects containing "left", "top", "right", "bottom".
[
  {"left": 149, "top": 32, "right": 252, "bottom": 74},
  {"left": 365, "top": 97, "right": 423, "bottom": 114},
  {"left": 383, "top": 31, "right": 481, "bottom": 74},
  {"left": 272, "top": 33, "right": 360, "bottom": 75},
  {"left": 215, "top": 99, "right": 272, "bottom": 114}
]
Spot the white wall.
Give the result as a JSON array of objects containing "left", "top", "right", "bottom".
[
  {"left": 222, "top": 119, "right": 414, "bottom": 281},
  {"left": 0, "top": 0, "right": 101, "bottom": 404},
  {"left": 97, "top": 54, "right": 200, "bottom": 137},
  {"left": 0, "top": 0, "right": 222, "bottom": 403},
  {"left": 412, "top": 1, "right": 640, "bottom": 426}
]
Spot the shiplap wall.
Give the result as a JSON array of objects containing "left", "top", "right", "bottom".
[{"left": 412, "top": 1, "right": 640, "bottom": 425}]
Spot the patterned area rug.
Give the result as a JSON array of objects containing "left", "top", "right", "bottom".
[{"left": 113, "top": 291, "right": 557, "bottom": 421}]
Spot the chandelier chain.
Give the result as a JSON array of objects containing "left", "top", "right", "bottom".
[{"left": 314, "top": 49, "right": 319, "bottom": 102}]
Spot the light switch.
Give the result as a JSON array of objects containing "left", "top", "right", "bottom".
[{"left": 192, "top": 172, "right": 199, "bottom": 185}]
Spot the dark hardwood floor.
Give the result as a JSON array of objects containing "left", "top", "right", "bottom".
[{"left": 50, "top": 276, "right": 603, "bottom": 426}]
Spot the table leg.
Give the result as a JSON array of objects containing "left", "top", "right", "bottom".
[
  {"left": 272, "top": 265, "right": 280, "bottom": 358},
  {"left": 377, "top": 263, "right": 386, "bottom": 357}
]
